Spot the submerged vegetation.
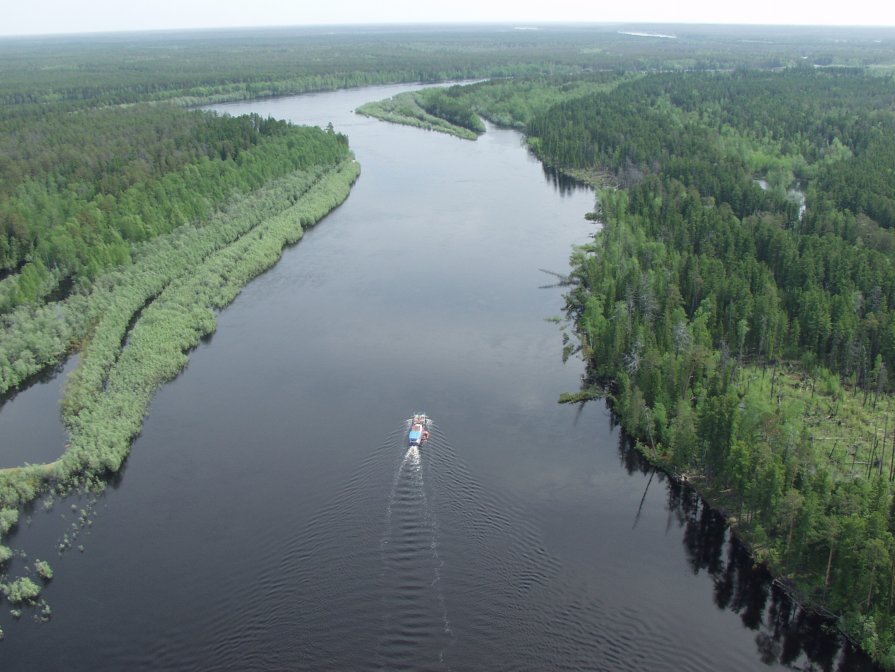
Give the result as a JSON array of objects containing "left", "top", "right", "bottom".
[{"left": 1, "top": 578, "right": 40, "bottom": 605}]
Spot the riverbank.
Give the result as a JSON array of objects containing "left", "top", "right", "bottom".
[
  {"left": 567, "top": 357, "right": 894, "bottom": 665},
  {"left": 0, "top": 158, "right": 360, "bottom": 587},
  {"left": 565, "top": 245, "right": 895, "bottom": 668}
]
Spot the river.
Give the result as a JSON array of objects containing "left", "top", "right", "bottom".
[{"left": 0, "top": 83, "right": 878, "bottom": 670}]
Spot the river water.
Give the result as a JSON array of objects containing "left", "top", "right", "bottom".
[{"left": 0, "top": 83, "right": 878, "bottom": 670}]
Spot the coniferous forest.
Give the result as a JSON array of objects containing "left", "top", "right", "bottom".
[
  {"left": 2, "top": 24, "right": 895, "bottom": 664},
  {"left": 530, "top": 70, "right": 895, "bottom": 663}
]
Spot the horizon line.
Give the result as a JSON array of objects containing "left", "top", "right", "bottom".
[{"left": 3, "top": 20, "right": 895, "bottom": 41}]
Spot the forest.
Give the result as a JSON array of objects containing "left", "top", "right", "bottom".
[
  {"left": 3, "top": 24, "right": 895, "bottom": 662},
  {"left": 533, "top": 70, "right": 895, "bottom": 664}
]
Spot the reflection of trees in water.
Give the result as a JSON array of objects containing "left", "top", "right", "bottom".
[
  {"left": 0, "top": 358, "right": 70, "bottom": 410},
  {"left": 616, "top": 428, "right": 880, "bottom": 671},
  {"left": 540, "top": 163, "right": 586, "bottom": 197}
]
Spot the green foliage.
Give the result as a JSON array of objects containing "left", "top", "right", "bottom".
[
  {"left": 549, "top": 70, "right": 895, "bottom": 383},
  {"left": 0, "top": 507, "right": 18, "bottom": 534},
  {"left": 0, "top": 28, "right": 613, "bottom": 111},
  {"left": 416, "top": 87, "right": 486, "bottom": 134},
  {"left": 2, "top": 25, "right": 891, "bottom": 113},
  {"left": 33, "top": 559, "right": 53, "bottom": 581},
  {"left": 816, "top": 128, "right": 895, "bottom": 228},
  {"left": 0, "top": 108, "right": 348, "bottom": 315},
  {"left": 3, "top": 22, "right": 895, "bottom": 654},
  {"left": 2, "top": 577, "right": 41, "bottom": 604},
  {"left": 556, "top": 67, "right": 895, "bottom": 664}
]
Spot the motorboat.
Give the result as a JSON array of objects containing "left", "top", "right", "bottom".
[{"left": 408, "top": 413, "right": 431, "bottom": 447}]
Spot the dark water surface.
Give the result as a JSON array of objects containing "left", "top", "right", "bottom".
[
  {"left": 0, "top": 84, "right": 878, "bottom": 670},
  {"left": 0, "top": 356, "right": 78, "bottom": 469}
]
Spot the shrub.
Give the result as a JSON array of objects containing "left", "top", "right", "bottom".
[
  {"left": 0, "top": 507, "right": 19, "bottom": 534},
  {"left": 34, "top": 559, "right": 53, "bottom": 581},
  {"left": 3, "top": 577, "right": 41, "bottom": 604}
]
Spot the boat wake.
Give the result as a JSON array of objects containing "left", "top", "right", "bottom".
[
  {"left": 261, "top": 416, "right": 568, "bottom": 671},
  {"left": 377, "top": 422, "right": 453, "bottom": 671}
]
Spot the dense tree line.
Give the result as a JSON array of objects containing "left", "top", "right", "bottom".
[
  {"left": 0, "top": 107, "right": 347, "bottom": 312},
  {"left": 2, "top": 26, "right": 893, "bottom": 112},
  {"left": 356, "top": 90, "right": 482, "bottom": 140},
  {"left": 357, "top": 75, "right": 631, "bottom": 148},
  {"left": 529, "top": 71, "right": 895, "bottom": 383},
  {"left": 522, "top": 70, "right": 895, "bottom": 664},
  {"left": 0, "top": 119, "right": 350, "bottom": 393},
  {"left": 427, "top": 74, "right": 627, "bottom": 130},
  {"left": 816, "top": 129, "right": 895, "bottom": 229}
]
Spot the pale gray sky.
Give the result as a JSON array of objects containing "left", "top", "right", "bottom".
[{"left": 2, "top": 0, "right": 893, "bottom": 37}]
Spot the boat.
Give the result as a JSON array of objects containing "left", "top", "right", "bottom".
[{"left": 408, "top": 413, "right": 431, "bottom": 447}]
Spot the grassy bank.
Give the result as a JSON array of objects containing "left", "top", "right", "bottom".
[
  {"left": 356, "top": 91, "right": 481, "bottom": 140},
  {"left": 0, "top": 158, "right": 359, "bottom": 604},
  {"left": 2, "top": 157, "right": 358, "bottom": 494},
  {"left": 58, "top": 158, "right": 359, "bottom": 481}
]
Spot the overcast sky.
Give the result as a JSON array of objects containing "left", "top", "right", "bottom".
[{"left": 2, "top": 0, "right": 894, "bottom": 37}]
